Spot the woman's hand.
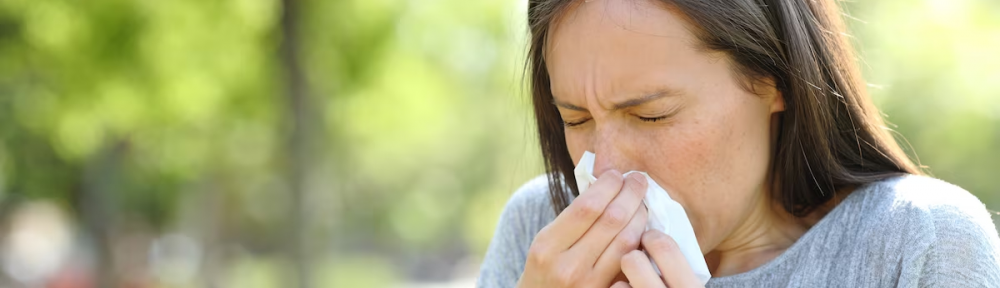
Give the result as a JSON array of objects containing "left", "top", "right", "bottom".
[
  {"left": 516, "top": 170, "right": 649, "bottom": 288},
  {"left": 613, "top": 230, "right": 705, "bottom": 288}
]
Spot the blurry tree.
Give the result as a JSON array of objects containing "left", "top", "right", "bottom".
[
  {"left": 0, "top": 0, "right": 995, "bottom": 287},
  {"left": 0, "top": 0, "right": 285, "bottom": 284}
]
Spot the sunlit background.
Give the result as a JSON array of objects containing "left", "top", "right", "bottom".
[{"left": 0, "top": 0, "right": 997, "bottom": 287}]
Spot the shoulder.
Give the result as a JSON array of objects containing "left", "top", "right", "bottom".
[
  {"left": 502, "top": 174, "right": 559, "bottom": 222},
  {"left": 840, "top": 175, "right": 996, "bottom": 241},
  {"left": 819, "top": 175, "right": 967, "bottom": 253},
  {"left": 847, "top": 175, "right": 994, "bottom": 232},
  {"left": 879, "top": 174, "right": 987, "bottom": 212},
  {"left": 490, "top": 174, "right": 561, "bottom": 243},
  {"left": 492, "top": 174, "right": 561, "bottom": 245},
  {"left": 841, "top": 175, "right": 1000, "bottom": 286},
  {"left": 477, "top": 174, "right": 561, "bottom": 288}
]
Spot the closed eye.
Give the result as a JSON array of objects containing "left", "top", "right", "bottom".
[
  {"left": 634, "top": 106, "right": 681, "bottom": 124},
  {"left": 563, "top": 118, "right": 591, "bottom": 127},
  {"left": 638, "top": 116, "right": 667, "bottom": 123}
]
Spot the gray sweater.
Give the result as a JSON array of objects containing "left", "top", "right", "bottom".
[{"left": 477, "top": 175, "right": 1000, "bottom": 287}]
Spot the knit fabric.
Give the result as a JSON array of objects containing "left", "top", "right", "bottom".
[{"left": 476, "top": 174, "right": 1000, "bottom": 287}]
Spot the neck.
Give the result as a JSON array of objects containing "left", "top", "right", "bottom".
[{"left": 705, "top": 193, "right": 810, "bottom": 277}]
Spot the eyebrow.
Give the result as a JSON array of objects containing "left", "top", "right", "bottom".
[{"left": 552, "top": 89, "right": 679, "bottom": 112}]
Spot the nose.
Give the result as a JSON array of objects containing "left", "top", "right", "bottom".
[{"left": 590, "top": 126, "right": 633, "bottom": 176}]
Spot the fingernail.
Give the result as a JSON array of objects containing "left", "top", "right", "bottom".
[
  {"left": 627, "top": 173, "right": 642, "bottom": 181},
  {"left": 628, "top": 173, "right": 646, "bottom": 187}
]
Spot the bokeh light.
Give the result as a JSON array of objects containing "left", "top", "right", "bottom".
[{"left": 0, "top": 0, "right": 996, "bottom": 287}]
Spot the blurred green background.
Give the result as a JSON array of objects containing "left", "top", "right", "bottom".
[{"left": 0, "top": 0, "right": 996, "bottom": 287}]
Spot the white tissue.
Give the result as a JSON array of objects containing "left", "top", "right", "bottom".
[{"left": 573, "top": 151, "right": 711, "bottom": 285}]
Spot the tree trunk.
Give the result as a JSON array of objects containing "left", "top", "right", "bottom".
[{"left": 279, "top": 0, "right": 312, "bottom": 287}]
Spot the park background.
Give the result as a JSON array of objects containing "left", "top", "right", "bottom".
[{"left": 0, "top": 0, "right": 998, "bottom": 287}]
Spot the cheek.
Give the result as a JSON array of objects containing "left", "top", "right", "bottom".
[
  {"left": 655, "top": 116, "right": 733, "bottom": 198},
  {"left": 652, "top": 95, "right": 774, "bottom": 247}
]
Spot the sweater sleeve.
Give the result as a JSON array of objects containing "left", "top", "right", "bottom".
[
  {"left": 918, "top": 183, "right": 1000, "bottom": 288},
  {"left": 476, "top": 176, "right": 557, "bottom": 288}
]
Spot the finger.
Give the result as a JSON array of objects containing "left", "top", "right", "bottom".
[
  {"left": 535, "top": 169, "right": 624, "bottom": 250},
  {"left": 642, "top": 230, "right": 701, "bottom": 287},
  {"left": 569, "top": 172, "right": 647, "bottom": 265},
  {"left": 610, "top": 281, "right": 633, "bottom": 288},
  {"left": 621, "top": 250, "right": 666, "bottom": 288},
  {"left": 591, "top": 205, "right": 647, "bottom": 284}
]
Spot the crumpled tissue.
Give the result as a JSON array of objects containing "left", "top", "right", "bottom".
[{"left": 574, "top": 151, "right": 711, "bottom": 285}]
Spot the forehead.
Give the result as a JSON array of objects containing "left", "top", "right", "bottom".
[{"left": 545, "top": 0, "right": 705, "bottom": 98}]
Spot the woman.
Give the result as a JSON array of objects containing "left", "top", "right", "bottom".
[{"left": 477, "top": 0, "right": 1000, "bottom": 287}]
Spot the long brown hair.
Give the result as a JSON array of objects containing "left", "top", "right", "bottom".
[{"left": 527, "top": 0, "right": 922, "bottom": 217}]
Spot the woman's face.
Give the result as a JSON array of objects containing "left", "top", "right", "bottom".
[{"left": 547, "top": 0, "right": 785, "bottom": 252}]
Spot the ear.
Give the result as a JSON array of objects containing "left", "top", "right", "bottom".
[
  {"left": 770, "top": 89, "right": 785, "bottom": 114},
  {"left": 757, "top": 77, "right": 785, "bottom": 114}
]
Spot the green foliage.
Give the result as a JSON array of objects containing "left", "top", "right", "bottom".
[
  {"left": 844, "top": 0, "right": 1000, "bottom": 206},
  {"left": 0, "top": 0, "right": 996, "bottom": 285}
]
